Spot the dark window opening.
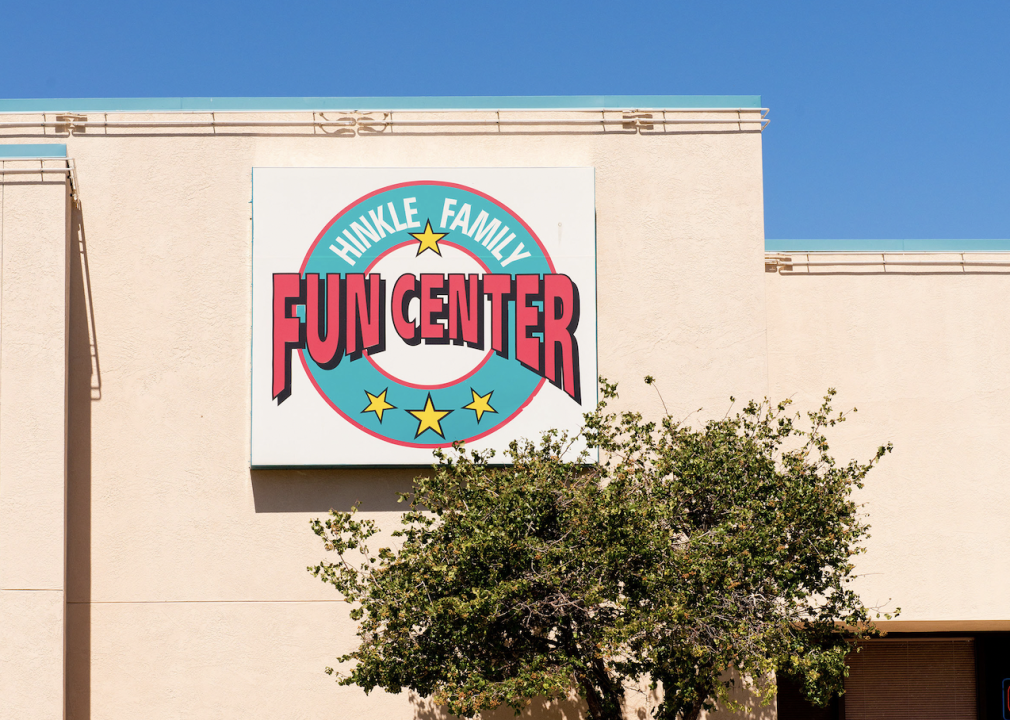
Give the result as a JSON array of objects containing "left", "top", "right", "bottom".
[{"left": 778, "top": 633, "right": 1010, "bottom": 720}]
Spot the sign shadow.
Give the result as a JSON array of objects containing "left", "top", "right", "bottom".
[{"left": 250, "top": 467, "right": 422, "bottom": 513}]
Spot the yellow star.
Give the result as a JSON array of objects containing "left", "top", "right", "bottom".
[
  {"left": 409, "top": 219, "right": 448, "bottom": 256},
  {"left": 463, "top": 388, "right": 497, "bottom": 423},
  {"left": 361, "top": 389, "right": 396, "bottom": 422},
  {"left": 407, "top": 393, "right": 452, "bottom": 438}
]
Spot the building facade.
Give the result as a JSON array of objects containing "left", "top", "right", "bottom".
[{"left": 0, "top": 96, "right": 1006, "bottom": 720}]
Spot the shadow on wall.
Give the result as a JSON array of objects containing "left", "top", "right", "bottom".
[
  {"left": 704, "top": 674, "right": 777, "bottom": 720},
  {"left": 405, "top": 676, "right": 775, "bottom": 720},
  {"left": 66, "top": 202, "right": 102, "bottom": 720},
  {"left": 410, "top": 692, "right": 588, "bottom": 720},
  {"left": 250, "top": 467, "right": 422, "bottom": 513}
]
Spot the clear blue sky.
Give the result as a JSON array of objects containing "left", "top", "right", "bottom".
[{"left": 3, "top": 0, "right": 1007, "bottom": 240}]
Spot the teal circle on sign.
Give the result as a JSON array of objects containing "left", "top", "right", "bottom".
[{"left": 298, "top": 181, "right": 554, "bottom": 448}]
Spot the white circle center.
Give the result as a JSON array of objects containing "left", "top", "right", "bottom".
[{"left": 367, "top": 243, "right": 490, "bottom": 387}]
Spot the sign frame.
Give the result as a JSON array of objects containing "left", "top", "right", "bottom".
[{"left": 251, "top": 167, "right": 598, "bottom": 468}]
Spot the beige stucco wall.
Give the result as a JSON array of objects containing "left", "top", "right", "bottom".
[
  {"left": 0, "top": 161, "right": 69, "bottom": 719},
  {"left": 2, "top": 111, "right": 767, "bottom": 719},
  {"left": 765, "top": 257, "right": 1010, "bottom": 628}
]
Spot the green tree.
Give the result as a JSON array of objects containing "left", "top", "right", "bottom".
[{"left": 310, "top": 380, "right": 893, "bottom": 720}]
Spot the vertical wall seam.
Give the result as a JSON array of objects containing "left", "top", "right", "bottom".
[
  {"left": 62, "top": 170, "right": 71, "bottom": 720},
  {"left": 0, "top": 161, "right": 4, "bottom": 466},
  {"left": 1, "top": 161, "right": 4, "bottom": 500}
]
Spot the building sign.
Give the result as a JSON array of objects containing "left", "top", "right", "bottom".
[{"left": 251, "top": 168, "right": 597, "bottom": 466}]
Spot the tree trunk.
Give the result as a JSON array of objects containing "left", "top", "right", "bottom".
[
  {"left": 681, "top": 681, "right": 713, "bottom": 720},
  {"left": 581, "top": 676, "right": 606, "bottom": 720},
  {"left": 683, "top": 700, "right": 705, "bottom": 720},
  {"left": 579, "top": 667, "right": 624, "bottom": 720}
]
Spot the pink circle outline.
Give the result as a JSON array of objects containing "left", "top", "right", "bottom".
[{"left": 295, "top": 180, "right": 553, "bottom": 449}]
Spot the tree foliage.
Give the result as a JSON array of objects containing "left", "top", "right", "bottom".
[{"left": 310, "top": 380, "right": 894, "bottom": 720}]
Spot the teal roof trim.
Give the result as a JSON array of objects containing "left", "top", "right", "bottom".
[
  {"left": 0, "top": 143, "right": 67, "bottom": 158},
  {"left": 767, "top": 239, "right": 1010, "bottom": 253},
  {"left": 0, "top": 95, "right": 761, "bottom": 113}
]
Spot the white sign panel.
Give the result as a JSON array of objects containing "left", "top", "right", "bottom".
[{"left": 251, "top": 168, "right": 597, "bottom": 466}]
